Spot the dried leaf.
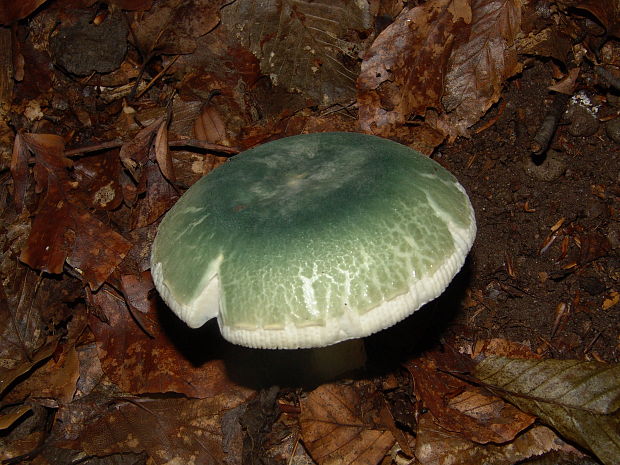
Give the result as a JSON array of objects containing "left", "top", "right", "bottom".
[
  {"left": 548, "top": 68, "right": 580, "bottom": 95},
  {"left": 64, "top": 209, "right": 132, "bottom": 290},
  {"left": 358, "top": 0, "right": 471, "bottom": 134},
  {"left": 194, "top": 105, "right": 229, "bottom": 145},
  {"left": 575, "top": 0, "right": 620, "bottom": 38},
  {"left": 0, "top": 405, "right": 32, "bottom": 430},
  {"left": 88, "top": 287, "right": 250, "bottom": 399},
  {"left": 222, "top": 0, "right": 372, "bottom": 105},
  {"left": 0, "top": 0, "right": 48, "bottom": 24},
  {"left": 130, "top": 160, "right": 177, "bottom": 228},
  {"left": 131, "top": 0, "right": 223, "bottom": 55},
  {"left": 119, "top": 116, "right": 163, "bottom": 182},
  {"left": 9, "top": 133, "right": 29, "bottom": 210},
  {"left": 299, "top": 382, "right": 395, "bottom": 465},
  {"left": 439, "top": 0, "right": 523, "bottom": 139},
  {"left": 415, "top": 414, "right": 579, "bottom": 465},
  {"left": 20, "top": 180, "right": 132, "bottom": 288},
  {"left": 153, "top": 119, "right": 175, "bottom": 182},
  {"left": 20, "top": 183, "right": 73, "bottom": 274},
  {"left": 0, "top": 339, "right": 57, "bottom": 397},
  {"left": 474, "top": 356, "right": 620, "bottom": 465},
  {"left": 406, "top": 354, "right": 535, "bottom": 444},
  {"left": 3, "top": 345, "right": 80, "bottom": 405},
  {"left": 77, "top": 395, "right": 253, "bottom": 465},
  {"left": 72, "top": 150, "right": 123, "bottom": 210}
]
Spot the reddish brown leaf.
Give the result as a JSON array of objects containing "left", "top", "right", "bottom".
[
  {"left": 120, "top": 272, "right": 155, "bottom": 315},
  {"left": 72, "top": 150, "right": 123, "bottom": 210},
  {"left": 65, "top": 210, "right": 132, "bottom": 290},
  {"left": 405, "top": 352, "right": 535, "bottom": 444},
  {"left": 0, "top": 339, "right": 58, "bottom": 397},
  {"left": 9, "top": 133, "right": 29, "bottom": 210},
  {"left": 358, "top": 0, "right": 471, "bottom": 135},
  {"left": 77, "top": 395, "right": 253, "bottom": 465},
  {"left": 153, "top": 118, "right": 175, "bottom": 182},
  {"left": 299, "top": 382, "right": 396, "bottom": 465},
  {"left": 20, "top": 178, "right": 131, "bottom": 287},
  {"left": 119, "top": 116, "right": 163, "bottom": 182},
  {"left": 3, "top": 345, "right": 79, "bottom": 405},
  {"left": 0, "top": 0, "right": 48, "bottom": 24},
  {"left": 20, "top": 183, "right": 74, "bottom": 274},
  {"left": 131, "top": 0, "right": 223, "bottom": 55},
  {"left": 415, "top": 414, "right": 580, "bottom": 465},
  {"left": 438, "top": 0, "right": 523, "bottom": 139},
  {"left": 194, "top": 104, "right": 229, "bottom": 145},
  {"left": 88, "top": 287, "right": 248, "bottom": 398},
  {"left": 130, "top": 160, "right": 178, "bottom": 229},
  {"left": 575, "top": 0, "right": 620, "bottom": 37}
]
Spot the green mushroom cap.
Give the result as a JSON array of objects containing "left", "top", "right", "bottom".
[{"left": 151, "top": 132, "right": 476, "bottom": 349}]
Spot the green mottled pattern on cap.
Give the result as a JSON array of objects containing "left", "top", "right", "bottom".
[{"left": 151, "top": 132, "right": 476, "bottom": 348}]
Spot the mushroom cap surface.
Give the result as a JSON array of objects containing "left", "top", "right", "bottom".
[{"left": 151, "top": 132, "right": 476, "bottom": 349}]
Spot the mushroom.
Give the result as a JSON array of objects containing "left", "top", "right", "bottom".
[{"left": 151, "top": 132, "right": 475, "bottom": 377}]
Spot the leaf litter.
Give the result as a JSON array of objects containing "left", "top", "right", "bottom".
[{"left": 1, "top": 0, "right": 619, "bottom": 464}]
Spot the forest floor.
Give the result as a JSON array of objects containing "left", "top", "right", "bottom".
[{"left": 0, "top": 1, "right": 619, "bottom": 464}]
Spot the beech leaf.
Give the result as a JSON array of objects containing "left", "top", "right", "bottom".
[
  {"left": 221, "top": 0, "right": 372, "bottom": 105},
  {"left": 299, "top": 382, "right": 395, "bottom": 465},
  {"left": 358, "top": 0, "right": 471, "bottom": 135},
  {"left": 438, "top": 0, "right": 523, "bottom": 138},
  {"left": 474, "top": 356, "right": 620, "bottom": 465}
]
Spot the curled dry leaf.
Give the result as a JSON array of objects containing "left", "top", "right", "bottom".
[
  {"left": 76, "top": 394, "right": 254, "bottom": 465},
  {"left": 358, "top": 0, "right": 471, "bottom": 135},
  {"left": 194, "top": 104, "right": 229, "bottom": 146},
  {"left": 131, "top": 0, "right": 223, "bottom": 55},
  {"left": 474, "top": 356, "right": 620, "bottom": 465},
  {"left": 0, "top": 0, "right": 48, "bottom": 25},
  {"left": 88, "top": 285, "right": 250, "bottom": 399},
  {"left": 0, "top": 339, "right": 57, "bottom": 397},
  {"left": 299, "top": 382, "right": 396, "bottom": 465},
  {"left": 438, "top": 0, "right": 523, "bottom": 139},
  {"left": 406, "top": 354, "right": 535, "bottom": 444},
  {"left": 415, "top": 414, "right": 579, "bottom": 465},
  {"left": 154, "top": 118, "right": 175, "bottom": 182}
]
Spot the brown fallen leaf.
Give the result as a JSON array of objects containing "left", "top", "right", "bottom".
[
  {"left": 0, "top": 405, "right": 32, "bottom": 430},
  {"left": 415, "top": 414, "right": 581, "bottom": 465},
  {"left": 474, "top": 356, "right": 620, "bottom": 465},
  {"left": 0, "top": 339, "right": 57, "bottom": 397},
  {"left": 88, "top": 285, "right": 250, "bottom": 399},
  {"left": 131, "top": 0, "right": 223, "bottom": 55},
  {"left": 299, "top": 381, "right": 396, "bottom": 465},
  {"left": 20, "top": 181, "right": 132, "bottom": 289},
  {"left": 0, "top": 0, "right": 48, "bottom": 25},
  {"left": 154, "top": 118, "right": 175, "bottom": 182},
  {"left": 3, "top": 345, "right": 80, "bottom": 406},
  {"left": 438, "top": 0, "right": 523, "bottom": 139},
  {"left": 75, "top": 394, "right": 253, "bottom": 465},
  {"left": 358, "top": 0, "right": 471, "bottom": 136},
  {"left": 406, "top": 351, "right": 535, "bottom": 444}
]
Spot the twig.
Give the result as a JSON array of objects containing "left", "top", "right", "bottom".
[
  {"left": 64, "top": 139, "right": 239, "bottom": 157},
  {"left": 135, "top": 55, "right": 179, "bottom": 99},
  {"left": 595, "top": 66, "right": 620, "bottom": 91},
  {"left": 531, "top": 92, "right": 571, "bottom": 155}
]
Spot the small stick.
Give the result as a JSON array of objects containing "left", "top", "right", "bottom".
[
  {"left": 595, "top": 66, "right": 620, "bottom": 91},
  {"left": 64, "top": 139, "right": 239, "bottom": 157},
  {"left": 135, "top": 55, "right": 179, "bottom": 99},
  {"left": 531, "top": 92, "right": 571, "bottom": 155}
]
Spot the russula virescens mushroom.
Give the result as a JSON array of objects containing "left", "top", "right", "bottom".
[{"left": 151, "top": 132, "right": 476, "bottom": 353}]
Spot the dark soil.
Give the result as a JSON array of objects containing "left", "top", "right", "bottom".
[{"left": 439, "top": 63, "right": 619, "bottom": 362}]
